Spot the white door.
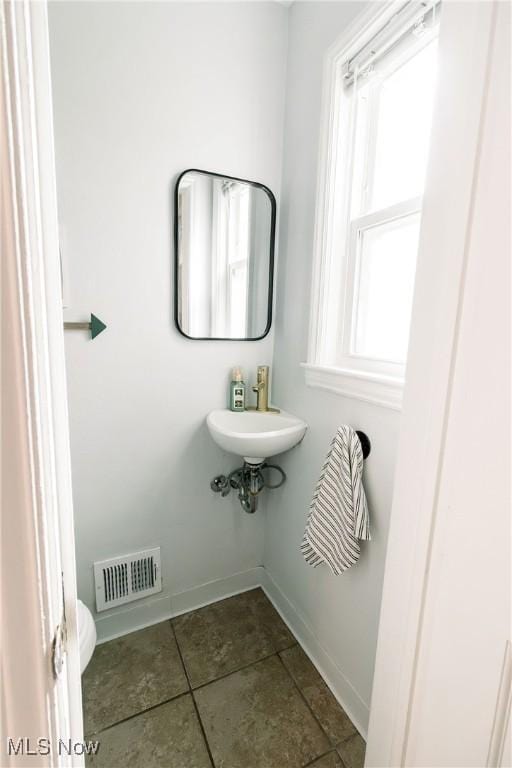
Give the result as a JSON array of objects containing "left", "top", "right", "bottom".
[
  {"left": 402, "top": 2, "right": 511, "bottom": 761},
  {"left": 367, "top": 2, "right": 511, "bottom": 765}
]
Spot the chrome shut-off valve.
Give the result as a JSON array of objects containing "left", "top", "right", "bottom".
[{"left": 210, "top": 461, "right": 286, "bottom": 514}]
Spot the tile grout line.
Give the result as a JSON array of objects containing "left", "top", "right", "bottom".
[
  {"left": 302, "top": 748, "right": 348, "bottom": 768},
  {"left": 188, "top": 645, "right": 295, "bottom": 693},
  {"left": 169, "top": 620, "right": 218, "bottom": 768},
  {"left": 86, "top": 690, "right": 191, "bottom": 737},
  {"left": 189, "top": 691, "right": 217, "bottom": 768},
  {"left": 169, "top": 600, "right": 310, "bottom": 767},
  {"left": 172, "top": 640, "right": 345, "bottom": 768},
  {"left": 87, "top": 616, "right": 297, "bottom": 738},
  {"left": 276, "top": 650, "right": 361, "bottom": 751},
  {"left": 86, "top": 592, "right": 359, "bottom": 765},
  {"left": 275, "top": 651, "right": 350, "bottom": 765},
  {"left": 84, "top": 615, "right": 193, "bottom": 737}
]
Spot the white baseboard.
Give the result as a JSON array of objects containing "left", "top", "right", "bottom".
[
  {"left": 94, "top": 566, "right": 265, "bottom": 644},
  {"left": 92, "top": 564, "right": 369, "bottom": 739},
  {"left": 259, "top": 569, "right": 369, "bottom": 739}
]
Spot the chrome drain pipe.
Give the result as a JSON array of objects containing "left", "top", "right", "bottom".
[{"left": 210, "top": 461, "right": 286, "bottom": 513}]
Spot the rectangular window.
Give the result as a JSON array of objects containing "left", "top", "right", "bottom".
[{"left": 306, "top": 2, "right": 440, "bottom": 408}]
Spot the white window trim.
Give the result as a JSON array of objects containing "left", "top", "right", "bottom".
[
  {"left": 301, "top": 363, "right": 404, "bottom": 410},
  {"left": 305, "top": 1, "right": 430, "bottom": 410},
  {"left": 341, "top": 196, "right": 422, "bottom": 380}
]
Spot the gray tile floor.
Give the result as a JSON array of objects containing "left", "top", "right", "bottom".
[{"left": 83, "top": 589, "right": 366, "bottom": 768}]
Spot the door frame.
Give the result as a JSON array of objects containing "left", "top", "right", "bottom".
[
  {"left": 2, "top": 1, "right": 83, "bottom": 764},
  {"left": 365, "top": 2, "right": 502, "bottom": 765}
]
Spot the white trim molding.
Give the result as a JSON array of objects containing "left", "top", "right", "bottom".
[
  {"left": 94, "top": 567, "right": 266, "bottom": 644},
  {"left": 308, "top": 2, "right": 408, "bottom": 368},
  {"left": 366, "top": 2, "right": 504, "bottom": 764},
  {"left": 487, "top": 641, "right": 512, "bottom": 768},
  {"left": 301, "top": 363, "right": 403, "bottom": 410},
  {"left": 261, "top": 570, "right": 369, "bottom": 739},
  {"left": 1, "top": 1, "right": 83, "bottom": 763}
]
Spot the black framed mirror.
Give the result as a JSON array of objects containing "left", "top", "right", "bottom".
[{"left": 174, "top": 169, "right": 276, "bottom": 340}]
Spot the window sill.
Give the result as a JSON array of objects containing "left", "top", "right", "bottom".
[{"left": 301, "top": 363, "right": 404, "bottom": 411}]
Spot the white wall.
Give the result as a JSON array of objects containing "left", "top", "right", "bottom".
[
  {"left": 263, "top": 1, "right": 397, "bottom": 735},
  {"left": 50, "top": 3, "right": 401, "bottom": 721},
  {"left": 48, "top": 1, "right": 288, "bottom": 638}
]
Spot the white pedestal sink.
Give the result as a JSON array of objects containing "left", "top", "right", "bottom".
[{"left": 207, "top": 409, "right": 308, "bottom": 464}]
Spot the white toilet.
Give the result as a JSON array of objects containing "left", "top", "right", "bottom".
[{"left": 77, "top": 600, "right": 96, "bottom": 674}]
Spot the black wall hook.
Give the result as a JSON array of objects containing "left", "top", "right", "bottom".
[{"left": 356, "top": 430, "right": 371, "bottom": 460}]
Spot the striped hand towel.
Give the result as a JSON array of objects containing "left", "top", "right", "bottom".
[{"left": 301, "top": 425, "right": 370, "bottom": 575}]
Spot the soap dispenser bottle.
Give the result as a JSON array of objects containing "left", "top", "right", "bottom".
[{"left": 229, "top": 368, "right": 246, "bottom": 412}]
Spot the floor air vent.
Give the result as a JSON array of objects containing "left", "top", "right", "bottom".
[{"left": 93, "top": 547, "right": 162, "bottom": 612}]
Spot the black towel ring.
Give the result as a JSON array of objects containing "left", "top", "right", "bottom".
[{"left": 356, "top": 431, "right": 371, "bottom": 460}]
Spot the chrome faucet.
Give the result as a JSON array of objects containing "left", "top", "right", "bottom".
[{"left": 249, "top": 366, "right": 280, "bottom": 413}]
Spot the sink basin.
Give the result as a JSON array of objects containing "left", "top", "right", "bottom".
[{"left": 207, "top": 409, "right": 308, "bottom": 464}]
